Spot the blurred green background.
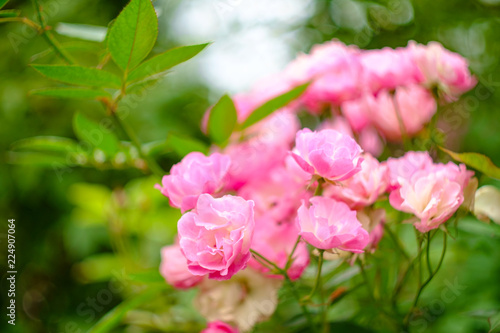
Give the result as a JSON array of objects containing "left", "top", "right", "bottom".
[{"left": 1, "top": 0, "right": 500, "bottom": 332}]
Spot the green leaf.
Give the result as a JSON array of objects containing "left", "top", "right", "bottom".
[
  {"left": 127, "top": 270, "right": 165, "bottom": 283},
  {"left": 7, "top": 151, "right": 74, "bottom": 166},
  {"left": 127, "top": 43, "right": 210, "bottom": 82},
  {"left": 73, "top": 112, "right": 120, "bottom": 156},
  {"left": 32, "top": 65, "right": 121, "bottom": 89},
  {"left": 207, "top": 94, "right": 237, "bottom": 145},
  {"left": 30, "top": 88, "right": 111, "bottom": 99},
  {"left": 440, "top": 147, "right": 500, "bottom": 180},
  {"left": 241, "top": 82, "right": 310, "bottom": 129},
  {"left": 55, "top": 22, "right": 107, "bottom": 42},
  {"left": 11, "top": 136, "right": 80, "bottom": 153},
  {"left": 107, "top": 0, "right": 158, "bottom": 72},
  {"left": 0, "top": 9, "right": 20, "bottom": 17},
  {"left": 142, "top": 140, "right": 171, "bottom": 157},
  {"left": 167, "top": 133, "right": 208, "bottom": 157},
  {"left": 88, "top": 286, "right": 167, "bottom": 333},
  {"left": 0, "top": 0, "right": 9, "bottom": 10}
]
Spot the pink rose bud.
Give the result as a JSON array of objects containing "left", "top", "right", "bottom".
[
  {"left": 326, "top": 153, "right": 390, "bottom": 209},
  {"left": 178, "top": 194, "right": 255, "bottom": 280},
  {"left": 292, "top": 128, "right": 364, "bottom": 181},
  {"left": 155, "top": 152, "right": 231, "bottom": 213},
  {"left": 389, "top": 157, "right": 474, "bottom": 232},
  {"left": 201, "top": 321, "right": 239, "bottom": 333},
  {"left": 296, "top": 197, "right": 370, "bottom": 252},
  {"left": 159, "top": 244, "right": 203, "bottom": 289}
]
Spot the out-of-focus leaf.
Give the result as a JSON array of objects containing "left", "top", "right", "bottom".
[
  {"left": 32, "top": 65, "right": 121, "bottom": 89},
  {"left": 127, "top": 43, "right": 210, "bottom": 82},
  {"left": 167, "top": 133, "right": 208, "bottom": 157},
  {"left": 0, "top": 9, "right": 20, "bottom": 17},
  {"left": 30, "top": 88, "right": 111, "bottom": 99},
  {"left": 69, "top": 183, "right": 111, "bottom": 223},
  {"left": 127, "top": 270, "right": 164, "bottom": 283},
  {"left": 73, "top": 112, "right": 120, "bottom": 156},
  {"left": 88, "top": 285, "right": 168, "bottom": 333},
  {"left": 125, "top": 75, "right": 162, "bottom": 95},
  {"left": 55, "top": 22, "right": 107, "bottom": 42},
  {"left": 11, "top": 136, "right": 80, "bottom": 153},
  {"left": 241, "top": 82, "right": 310, "bottom": 129},
  {"left": 458, "top": 217, "right": 500, "bottom": 238},
  {"left": 142, "top": 140, "right": 171, "bottom": 157},
  {"left": 0, "top": 0, "right": 8, "bottom": 9},
  {"left": 31, "top": 41, "right": 102, "bottom": 62},
  {"left": 107, "top": 0, "right": 158, "bottom": 71},
  {"left": 73, "top": 254, "right": 122, "bottom": 283},
  {"left": 441, "top": 147, "right": 500, "bottom": 180},
  {"left": 207, "top": 94, "right": 237, "bottom": 145},
  {"left": 7, "top": 151, "right": 73, "bottom": 166}
]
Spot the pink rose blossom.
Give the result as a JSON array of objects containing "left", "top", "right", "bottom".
[
  {"left": 249, "top": 219, "right": 309, "bottom": 280},
  {"left": 386, "top": 151, "right": 434, "bottom": 188},
  {"left": 222, "top": 110, "right": 299, "bottom": 190},
  {"left": 283, "top": 40, "right": 363, "bottom": 112},
  {"left": 367, "top": 85, "right": 437, "bottom": 141},
  {"left": 356, "top": 208, "right": 386, "bottom": 252},
  {"left": 359, "top": 47, "right": 421, "bottom": 93},
  {"left": 178, "top": 194, "right": 255, "bottom": 280},
  {"left": 325, "top": 153, "right": 390, "bottom": 209},
  {"left": 156, "top": 152, "right": 231, "bottom": 213},
  {"left": 159, "top": 244, "right": 203, "bottom": 289},
  {"left": 238, "top": 166, "right": 306, "bottom": 223},
  {"left": 408, "top": 41, "right": 477, "bottom": 100},
  {"left": 341, "top": 97, "right": 371, "bottom": 132},
  {"left": 201, "top": 321, "right": 239, "bottom": 333},
  {"left": 389, "top": 161, "right": 473, "bottom": 232},
  {"left": 292, "top": 128, "right": 364, "bottom": 181},
  {"left": 296, "top": 197, "right": 369, "bottom": 252},
  {"left": 358, "top": 127, "right": 384, "bottom": 157}
]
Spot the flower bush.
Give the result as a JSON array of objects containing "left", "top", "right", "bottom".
[
  {"left": 153, "top": 38, "right": 494, "bottom": 332},
  {"left": 4, "top": 0, "right": 500, "bottom": 332}
]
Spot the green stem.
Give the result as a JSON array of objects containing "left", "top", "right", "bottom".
[
  {"left": 285, "top": 236, "right": 301, "bottom": 271},
  {"left": 314, "top": 178, "right": 324, "bottom": 196},
  {"left": 31, "top": 0, "right": 76, "bottom": 64},
  {"left": 111, "top": 112, "right": 164, "bottom": 179},
  {"left": 384, "top": 224, "right": 410, "bottom": 260},
  {"left": 303, "top": 250, "right": 324, "bottom": 301},
  {"left": 0, "top": 17, "right": 41, "bottom": 30},
  {"left": 426, "top": 232, "right": 433, "bottom": 275},
  {"left": 251, "top": 249, "right": 316, "bottom": 330},
  {"left": 358, "top": 259, "right": 377, "bottom": 304},
  {"left": 403, "top": 231, "right": 447, "bottom": 326}
]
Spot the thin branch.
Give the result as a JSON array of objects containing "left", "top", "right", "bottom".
[
  {"left": 31, "top": 0, "right": 76, "bottom": 64},
  {"left": 0, "top": 17, "right": 41, "bottom": 30}
]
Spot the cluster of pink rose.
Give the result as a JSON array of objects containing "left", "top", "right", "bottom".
[{"left": 156, "top": 40, "right": 476, "bottom": 332}]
